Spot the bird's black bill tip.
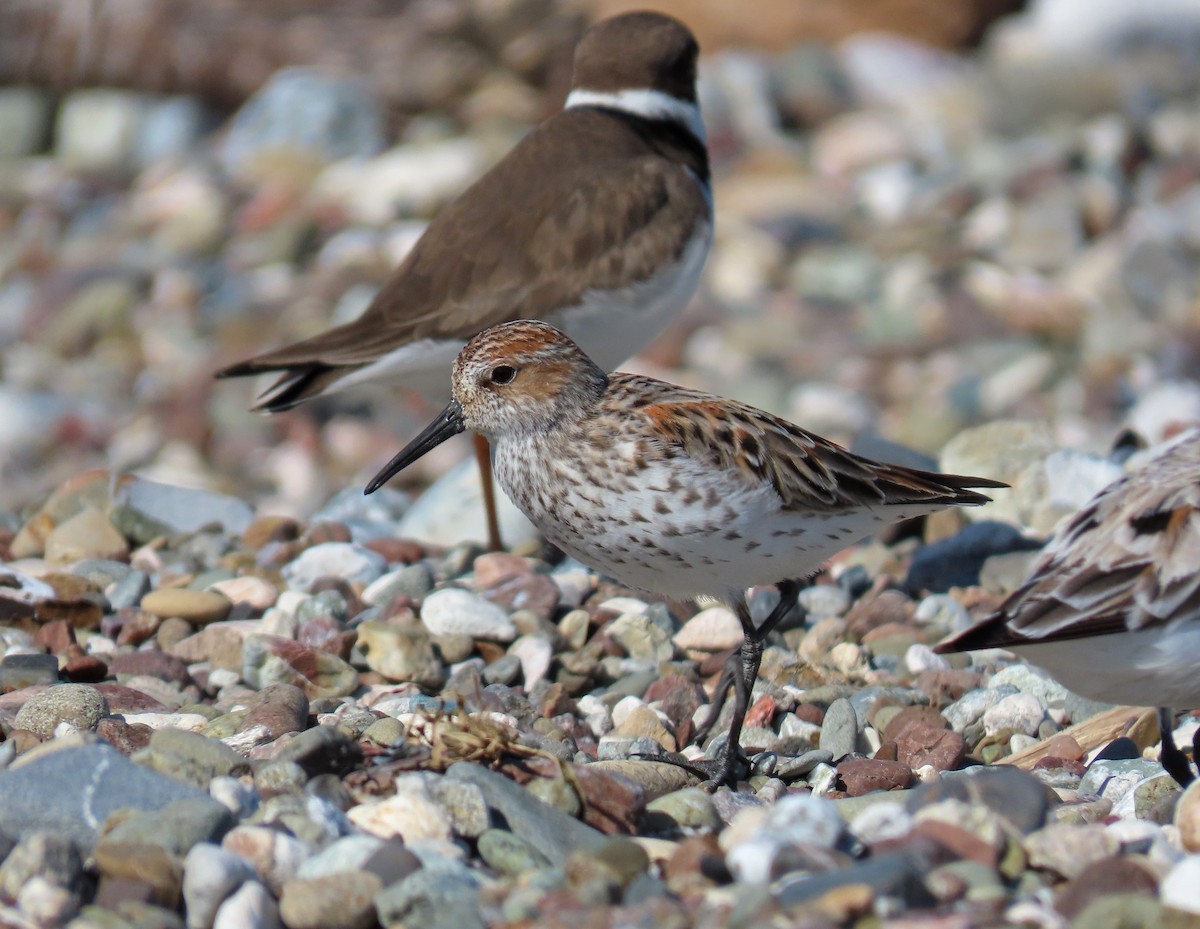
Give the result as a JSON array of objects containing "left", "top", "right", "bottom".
[{"left": 364, "top": 400, "right": 466, "bottom": 495}]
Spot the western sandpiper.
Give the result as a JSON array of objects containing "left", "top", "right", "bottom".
[
  {"left": 937, "top": 428, "right": 1200, "bottom": 785},
  {"left": 217, "top": 12, "right": 712, "bottom": 550},
  {"left": 365, "top": 320, "right": 1005, "bottom": 787}
]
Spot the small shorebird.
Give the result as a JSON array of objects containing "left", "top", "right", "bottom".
[
  {"left": 216, "top": 11, "right": 713, "bottom": 550},
  {"left": 937, "top": 429, "right": 1200, "bottom": 785},
  {"left": 364, "top": 320, "right": 1003, "bottom": 787}
]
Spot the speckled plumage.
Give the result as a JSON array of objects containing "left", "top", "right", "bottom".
[
  {"left": 937, "top": 429, "right": 1200, "bottom": 710},
  {"left": 367, "top": 320, "right": 1004, "bottom": 786}
]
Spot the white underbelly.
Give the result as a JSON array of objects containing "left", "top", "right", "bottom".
[{"left": 1011, "top": 624, "right": 1200, "bottom": 709}]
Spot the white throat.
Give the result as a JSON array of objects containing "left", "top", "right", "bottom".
[{"left": 566, "top": 87, "right": 706, "bottom": 145}]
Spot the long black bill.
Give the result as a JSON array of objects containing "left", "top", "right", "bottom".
[{"left": 364, "top": 400, "right": 466, "bottom": 495}]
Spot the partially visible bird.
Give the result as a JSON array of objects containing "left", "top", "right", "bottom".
[
  {"left": 365, "top": 320, "right": 1005, "bottom": 787},
  {"left": 217, "top": 11, "right": 713, "bottom": 550},
  {"left": 936, "top": 429, "right": 1200, "bottom": 786}
]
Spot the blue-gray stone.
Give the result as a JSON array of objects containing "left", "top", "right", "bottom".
[
  {"left": 447, "top": 762, "right": 607, "bottom": 861},
  {"left": 906, "top": 521, "right": 1043, "bottom": 594},
  {"left": 905, "top": 765, "right": 1051, "bottom": 834},
  {"left": 0, "top": 744, "right": 227, "bottom": 851}
]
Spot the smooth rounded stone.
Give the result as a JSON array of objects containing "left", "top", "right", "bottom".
[
  {"left": 293, "top": 835, "right": 384, "bottom": 880},
  {"left": 0, "top": 653, "right": 60, "bottom": 691},
  {"left": 482, "top": 653, "right": 521, "bottom": 686},
  {"left": 374, "top": 866, "right": 483, "bottom": 929},
  {"left": 362, "top": 564, "right": 433, "bottom": 606},
  {"left": 1162, "top": 855, "right": 1200, "bottom": 915},
  {"left": 241, "top": 635, "right": 358, "bottom": 699},
  {"left": 944, "top": 686, "right": 1014, "bottom": 732},
  {"left": 108, "top": 570, "right": 153, "bottom": 611},
  {"left": 238, "top": 683, "right": 309, "bottom": 741},
  {"left": 141, "top": 589, "right": 232, "bottom": 625},
  {"left": 55, "top": 89, "right": 145, "bottom": 170},
  {"left": 725, "top": 793, "right": 846, "bottom": 884},
  {"left": 0, "top": 831, "right": 83, "bottom": 903},
  {"left": 212, "top": 880, "right": 280, "bottom": 929},
  {"left": 819, "top": 697, "right": 860, "bottom": 759},
  {"left": 70, "top": 558, "right": 133, "bottom": 588},
  {"left": 795, "top": 583, "right": 849, "bottom": 620},
  {"left": 1025, "top": 823, "right": 1119, "bottom": 880},
  {"left": 906, "top": 521, "right": 1042, "bottom": 593},
  {"left": 92, "top": 840, "right": 183, "bottom": 908},
  {"left": 477, "top": 829, "right": 551, "bottom": 876},
  {"left": 278, "top": 871, "right": 382, "bottom": 929},
  {"left": 281, "top": 543, "right": 387, "bottom": 592},
  {"left": 0, "top": 743, "right": 224, "bottom": 851},
  {"left": 273, "top": 726, "right": 362, "bottom": 778},
  {"left": 447, "top": 762, "right": 607, "bottom": 861},
  {"left": 905, "top": 766, "right": 1050, "bottom": 834},
  {"left": 847, "top": 801, "right": 914, "bottom": 844},
  {"left": 44, "top": 507, "right": 130, "bottom": 565},
  {"left": 14, "top": 683, "right": 108, "bottom": 736},
  {"left": 347, "top": 772, "right": 486, "bottom": 842},
  {"left": 1056, "top": 856, "right": 1162, "bottom": 920},
  {"left": 838, "top": 758, "right": 915, "bottom": 796},
  {"left": 115, "top": 478, "right": 254, "bottom": 538},
  {"left": 904, "top": 643, "right": 950, "bottom": 674},
  {"left": 982, "top": 692, "right": 1046, "bottom": 737},
  {"left": 645, "top": 788, "right": 721, "bottom": 833},
  {"left": 988, "top": 664, "right": 1069, "bottom": 706},
  {"left": 774, "top": 749, "right": 835, "bottom": 781},
  {"left": 254, "top": 761, "right": 308, "bottom": 799},
  {"left": 672, "top": 606, "right": 742, "bottom": 651},
  {"left": 221, "top": 826, "right": 310, "bottom": 896},
  {"left": 104, "top": 795, "right": 235, "bottom": 857},
  {"left": 355, "top": 620, "right": 444, "bottom": 688},
  {"left": 608, "top": 610, "right": 677, "bottom": 661},
  {"left": 208, "top": 577, "right": 278, "bottom": 613},
  {"left": 16, "top": 874, "right": 80, "bottom": 927},
  {"left": 182, "top": 843, "right": 258, "bottom": 929},
  {"left": 508, "top": 634, "right": 554, "bottom": 691},
  {"left": 133, "top": 727, "right": 249, "bottom": 789},
  {"left": 419, "top": 588, "right": 516, "bottom": 641}
]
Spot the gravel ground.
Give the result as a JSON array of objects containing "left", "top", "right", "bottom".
[{"left": 4, "top": 3, "right": 1200, "bottom": 928}]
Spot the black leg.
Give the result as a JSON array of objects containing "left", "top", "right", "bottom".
[
  {"left": 703, "top": 581, "right": 801, "bottom": 789},
  {"left": 1158, "top": 707, "right": 1195, "bottom": 787}
]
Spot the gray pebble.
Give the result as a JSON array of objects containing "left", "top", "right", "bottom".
[{"left": 14, "top": 683, "right": 107, "bottom": 737}]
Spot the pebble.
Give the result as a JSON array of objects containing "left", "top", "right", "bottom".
[
  {"left": 182, "top": 843, "right": 258, "bottom": 929},
  {"left": 982, "top": 692, "right": 1046, "bottom": 737},
  {"left": 355, "top": 620, "right": 444, "bottom": 687},
  {"left": 673, "top": 606, "right": 743, "bottom": 651},
  {"left": 5, "top": 12, "right": 1200, "bottom": 928},
  {"left": 13, "top": 683, "right": 108, "bottom": 736},
  {"left": 419, "top": 587, "right": 516, "bottom": 641},
  {"left": 281, "top": 543, "right": 387, "bottom": 592},
  {"left": 142, "top": 589, "right": 233, "bottom": 625}
]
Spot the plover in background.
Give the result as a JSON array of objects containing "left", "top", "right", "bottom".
[
  {"left": 217, "top": 11, "right": 713, "bottom": 550},
  {"left": 937, "top": 429, "right": 1200, "bottom": 785},
  {"left": 365, "top": 320, "right": 1005, "bottom": 786}
]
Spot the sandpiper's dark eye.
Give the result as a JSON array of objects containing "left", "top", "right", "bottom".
[{"left": 490, "top": 365, "right": 516, "bottom": 385}]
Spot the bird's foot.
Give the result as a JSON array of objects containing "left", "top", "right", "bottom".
[{"left": 631, "top": 748, "right": 751, "bottom": 790}]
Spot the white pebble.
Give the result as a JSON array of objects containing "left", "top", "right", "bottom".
[
  {"left": 420, "top": 588, "right": 515, "bottom": 641},
  {"left": 982, "top": 692, "right": 1046, "bottom": 737},
  {"left": 281, "top": 542, "right": 387, "bottom": 591},
  {"left": 213, "top": 881, "right": 280, "bottom": 929},
  {"left": 673, "top": 606, "right": 743, "bottom": 651},
  {"left": 1162, "top": 855, "right": 1200, "bottom": 914}
]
